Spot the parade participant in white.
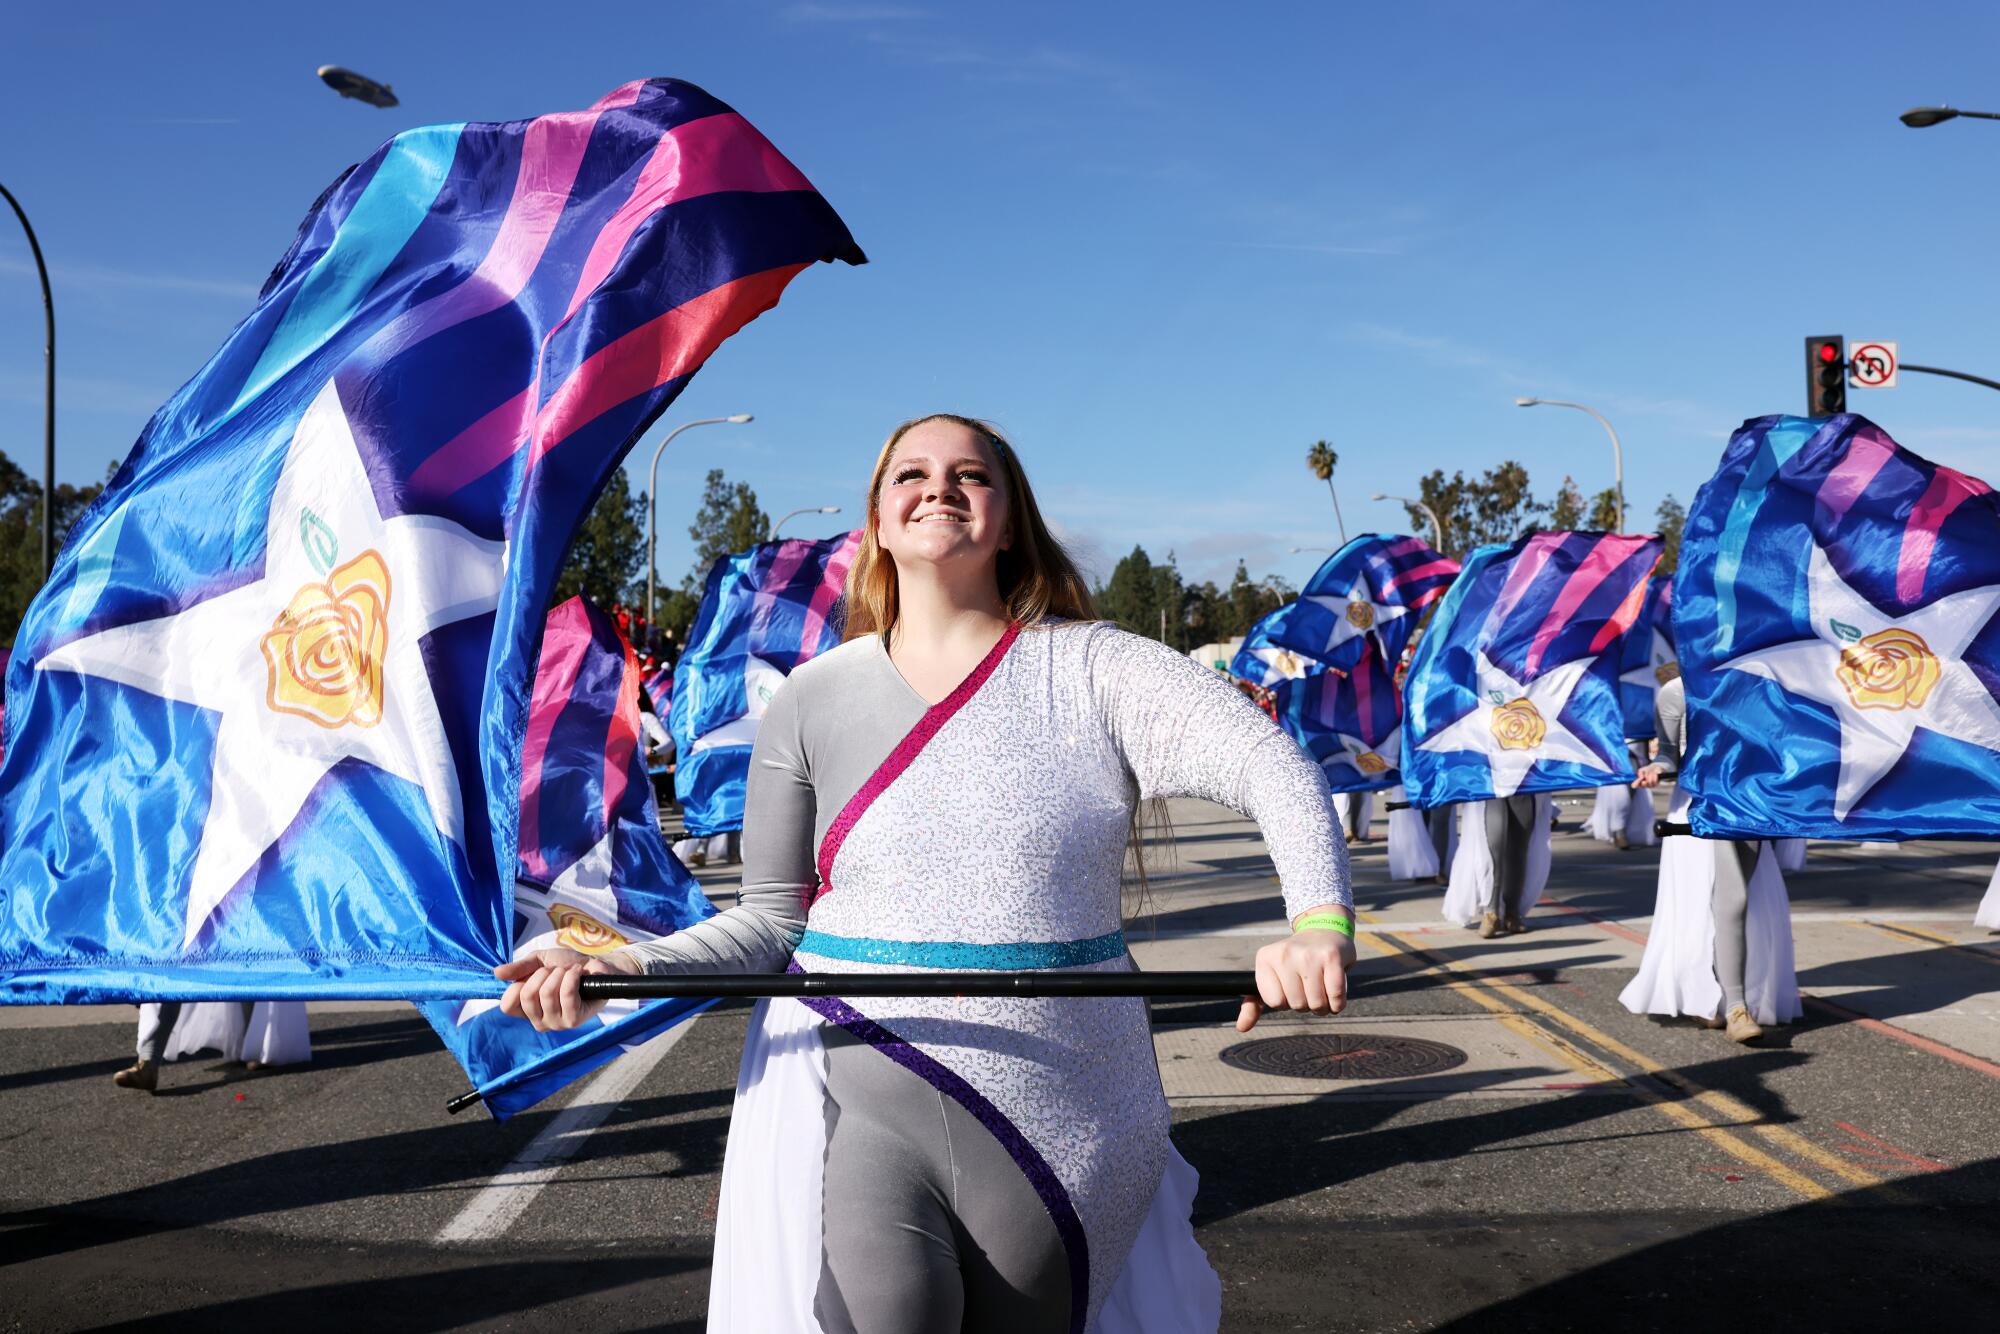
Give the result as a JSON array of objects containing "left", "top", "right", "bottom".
[
  {"left": 496, "top": 416, "right": 1355, "bottom": 1333},
  {"left": 1620, "top": 675, "right": 1800, "bottom": 1040}
]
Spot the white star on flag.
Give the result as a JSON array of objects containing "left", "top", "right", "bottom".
[
  {"left": 1416, "top": 650, "right": 1611, "bottom": 797},
  {"left": 1246, "top": 645, "right": 1308, "bottom": 682},
  {"left": 455, "top": 834, "right": 643, "bottom": 1029},
  {"left": 1331, "top": 724, "right": 1401, "bottom": 780},
  {"left": 1722, "top": 543, "right": 2000, "bottom": 820},
  {"left": 38, "top": 381, "right": 507, "bottom": 947},
  {"left": 1307, "top": 576, "right": 1409, "bottom": 659}
]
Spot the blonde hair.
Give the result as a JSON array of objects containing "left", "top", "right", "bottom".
[{"left": 842, "top": 413, "right": 1097, "bottom": 641}]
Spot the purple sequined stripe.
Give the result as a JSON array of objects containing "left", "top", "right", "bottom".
[{"left": 795, "top": 971, "right": 1090, "bottom": 1333}]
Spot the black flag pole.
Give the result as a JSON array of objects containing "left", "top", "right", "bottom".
[{"left": 443, "top": 970, "right": 1260, "bottom": 1115}]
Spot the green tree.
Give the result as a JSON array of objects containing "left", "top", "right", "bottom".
[
  {"left": 1225, "top": 561, "right": 1294, "bottom": 638},
  {"left": 1548, "top": 475, "right": 1586, "bottom": 531},
  {"left": 685, "top": 468, "right": 770, "bottom": 585},
  {"left": 1588, "top": 486, "right": 1622, "bottom": 532},
  {"left": 553, "top": 466, "right": 647, "bottom": 608},
  {"left": 1, "top": 448, "right": 118, "bottom": 648},
  {"left": 1181, "top": 579, "right": 1230, "bottom": 647},
  {"left": 1408, "top": 461, "right": 1543, "bottom": 559},
  {"left": 1653, "top": 494, "right": 1687, "bottom": 574},
  {"left": 1098, "top": 545, "right": 1186, "bottom": 645},
  {"left": 1305, "top": 440, "right": 1347, "bottom": 544}
]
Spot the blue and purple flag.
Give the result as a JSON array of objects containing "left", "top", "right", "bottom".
[
  {"left": 0, "top": 80, "right": 862, "bottom": 1003},
  {"left": 1677, "top": 415, "right": 2000, "bottom": 840},
  {"left": 1248, "top": 533, "right": 1459, "bottom": 675},
  {"left": 671, "top": 529, "right": 860, "bottom": 836},
  {"left": 1271, "top": 647, "right": 1403, "bottom": 793},
  {"left": 1403, "top": 530, "right": 1660, "bottom": 804},
  {"left": 420, "top": 597, "right": 716, "bottom": 1118}
]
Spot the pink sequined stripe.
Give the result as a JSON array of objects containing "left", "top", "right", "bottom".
[
  {"left": 798, "top": 531, "right": 861, "bottom": 663},
  {"left": 1901, "top": 466, "right": 1994, "bottom": 604},
  {"left": 812, "top": 622, "right": 1024, "bottom": 900}
]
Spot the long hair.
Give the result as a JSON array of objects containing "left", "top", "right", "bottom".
[{"left": 842, "top": 414, "right": 1097, "bottom": 642}]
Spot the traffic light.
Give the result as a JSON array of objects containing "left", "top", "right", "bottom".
[{"left": 1806, "top": 335, "right": 1847, "bottom": 416}]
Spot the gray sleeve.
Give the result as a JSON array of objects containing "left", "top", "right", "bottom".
[
  {"left": 615, "top": 681, "right": 812, "bottom": 975},
  {"left": 1653, "top": 678, "right": 1687, "bottom": 774},
  {"left": 1086, "top": 626, "right": 1352, "bottom": 919}
]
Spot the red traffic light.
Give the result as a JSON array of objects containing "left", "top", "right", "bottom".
[{"left": 1818, "top": 343, "right": 1840, "bottom": 363}]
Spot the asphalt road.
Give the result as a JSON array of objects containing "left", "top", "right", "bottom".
[{"left": 4, "top": 795, "right": 1999, "bottom": 1332}]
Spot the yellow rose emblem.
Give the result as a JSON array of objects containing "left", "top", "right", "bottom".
[
  {"left": 1489, "top": 697, "right": 1547, "bottom": 751},
  {"left": 1653, "top": 660, "right": 1679, "bottom": 685},
  {"left": 1346, "top": 600, "right": 1376, "bottom": 630},
  {"left": 1836, "top": 628, "right": 1940, "bottom": 712},
  {"left": 261, "top": 551, "right": 392, "bottom": 729},
  {"left": 549, "top": 903, "right": 630, "bottom": 955},
  {"left": 1355, "top": 750, "right": 1390, "bottom": 775}
]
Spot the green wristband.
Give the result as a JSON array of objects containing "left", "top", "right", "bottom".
[{"left": 1293, "top": 912, "right": 1355, "bottom": 938}]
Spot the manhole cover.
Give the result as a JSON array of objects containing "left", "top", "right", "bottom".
[{"left": 1218, "top": 1032, "right": 1469, "bottom": 1081}]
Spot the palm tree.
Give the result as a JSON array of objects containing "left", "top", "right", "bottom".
[{"left": 1306, "top": 440, "right": 1347, "bottom": 543}]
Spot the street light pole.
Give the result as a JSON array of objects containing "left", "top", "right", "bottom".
[
  {"left": 1899, "top": 105, "right": 2000, "bottom": 128},
  {"left": 1515, "top": 397, "right": 1625, "bottom": 531},
  {"left": 1, "top": 182, "right": 55, "bottom": 577},
  {"left": 1369, "top": 492, "right": 1445, "bottom": 551},
  {"left": 771, "top": 504, "right": 842, "bottom": 538},
  {"left": 646, "top": 413, "right": 752, "bottom": 625}
]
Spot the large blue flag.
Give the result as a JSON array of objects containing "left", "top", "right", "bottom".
[
  {"left": 0, "top": 80, "right": 863, "bottom": 1003},
  {"left": 1677, "top": 414, "right": 2000, "bottom": 840},
  {"left": 1271, "top": 646, "right": 1403, "bottom": 793},
  {"left": 1247, "top": 533, "right": 1459, "bottom": 675},
  {"left": 1403, "top": 531, "right": 1660, "bottom": 804},
  {"left": 420, "top": 597, "right": 715, "bottom": 1118},
  {"left": 671, "top": 529, "right": 860, "bottom": 836}
]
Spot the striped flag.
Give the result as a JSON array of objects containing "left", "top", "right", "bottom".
[
  {"left": 671, "top": 529, "right": 861, "bottom": 836},
  {"left": 1614, "top": 568, "right": 1676, "bottom": 740},
  {"left": 1249, "top": 533, "right": 1460, "bottom": 675},
  {"left": 1271, "top": 646, "right": 1402, "bottom": 793},
  {"left": 1403, "top": 530, "right": 1660, "bottom": 804},
  {"left": 1678, "top": 414, "right": 2000, "bottom": 839},
  {"left": 0, "top": 80, "right": 862, "bottom": 1003},
  {"left": 419, "top": 596, "right": 716, "bottom": 1118}
]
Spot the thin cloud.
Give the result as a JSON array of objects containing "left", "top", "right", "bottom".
[{"left": 0, "top": 256, "right": 259, "bottom": 301}]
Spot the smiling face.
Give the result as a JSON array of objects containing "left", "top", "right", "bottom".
[{"left": 873, "top": 418, "right": 1013, "bottom": 578}]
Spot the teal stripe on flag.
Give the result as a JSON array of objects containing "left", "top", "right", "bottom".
[
  {"left": 1714, "top": 418, "right": 1818, "bottom": 655},
  {"left": 233, "top": 123, "right": 465, "bottom": 411},
  {"left": 795, "top": 929, "right": 1127, "bottom": 971}
]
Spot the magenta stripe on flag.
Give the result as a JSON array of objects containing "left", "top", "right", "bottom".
[
  {"left": 1818, "top": 429, "right": 1896, "bottom": 528},
  {"left": 1352, "top": 654, "right": 1374, "bottom": 730},
  {"left": 600, "top": 636, "right": 641, "bottom": 840},
  {"left": 1900, "top": 465, "right": 1994, "bottom": 604},
  {"left": 1381, "top": 557, "right": 1458, "bottom": 595},
  {"left": 591, "top": 80, "right": 651, "bottom": 111},
  {"left": 517, "top": 606, "right": 597, "bottom": 879},
  {"left": 799, "top": 531, "right": 861, "bottom": 661},
  {"left": 1588, "top": 567, "right": 1652, "bottom": 656},
  {"left": 753, "top": 541, "right": 815, "bottom": 638},
  {"left": 1485, "top": 533, "right": 1563, "bottom": 634},
  {"left": 1523, "top": 536, "right": 1646, "bottom": 677}
]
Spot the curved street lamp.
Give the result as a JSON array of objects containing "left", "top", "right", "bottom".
[
  {"left": 1289, "top": 545, "right": 1337, "bottom": 555},
  {"left": 773, "top": 504, "right": 842, "bottom": 537},
  {"left": 646, "top": 413, "right": 753, "bottom": 624},
  {"left": 1515, "top": 397, "right": 1625, "bottom": 531},
  {"left": 1, "top": 182, "right": 55, "bottom": 577},
  {"left": 1370, "top": 492, "right": 1445, "bottom": 551},
  {"left": 1899, "top": 106, "right": 2000, "bottom": 128}
]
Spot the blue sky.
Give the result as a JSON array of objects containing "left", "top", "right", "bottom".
[{"left": 5, "top": 2, "right": 1999, "bottom": 590}]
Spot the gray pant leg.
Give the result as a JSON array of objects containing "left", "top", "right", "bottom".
[
  {"left": 817, "top": 1028, "right": 1070, "bottom": 1334},
  {"left": 1484, "top": 795, "right": 1535, "bottom": 916},
  {"left": 1426, "top": 804, "right": 1453, "bottom": 871},
  {"left": 137, "top": 1002, "right": 181, "bottom": 1062},
  {"left": 1712, "top": 841, "right": 1757, "bottom": 1012}
]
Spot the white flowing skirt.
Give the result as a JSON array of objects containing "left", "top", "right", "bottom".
[
  {"left": 1442, "top": 796, "right": 1552, "bottom": 926},
  {"left": 1775, "top": 838, "right": 1807, "bottom": 873},
  {"left": 140, "top": 1001, "right": 313, "bottom": 1065},
  {"left": 1385, "top": 788, "right": 1439, "bottom": 881},
  {"left": 1619, "top": 793, "right": 1802, "bottom": 1026},
  {"left": 1584, "top": 784, "right": 1657, "bottom": 847},
  {"left": 709, "top": 998, "right": 1221, "bottom": 1334},
  {"left": 1976, "top": 862, "right": 2000, "bottom": 930}
]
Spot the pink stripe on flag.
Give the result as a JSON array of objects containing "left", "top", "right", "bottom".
[
  {"left": 1352, "top": 653, "right": 1374, "bottom": 736},
  {"left": 754, "top": 542, "right": 815, "bottom": 640},
  {"left": 1486, "top": 533, "right": 1564, "bottom": 633},
  {"left": 799, "top": 530, "right": 862, "bottom": 662},
  {"left": 517, "top": 600, "right": 597, "bottom": 879},
  {"left": 1588, "top": 566, "right": 1654, "bottom": 657},
  {"left": 600, "top": 634, "right": 642, "bottom": 839},
  {"left": 1818, "top": 429, "right": 1896, "bottom": 528},
  {"left": 1381, "top": 557, "right": 1459, "bottom": 595},
  {"left": 556, "top": 113, "right": 814, "bottom": 328},
  {"left": 591, "top": 81, "right": 651, "bottom": 111},
  {"left": 1523, "top": 535, "right": 1651, "bottom": 677},
  {"left": 1900, "top": 465, "right": 1995, "bottom": 604}
]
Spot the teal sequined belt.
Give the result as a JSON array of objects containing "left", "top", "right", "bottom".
[{"left": 794, "top": 928, "right": 1127, "bottom": 970}]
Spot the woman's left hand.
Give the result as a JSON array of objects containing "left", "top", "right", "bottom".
[{"left": 1238, "top": 924, "right": 1357, "bottom": 1032}]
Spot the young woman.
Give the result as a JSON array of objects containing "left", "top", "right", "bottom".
[
  {"left": 1619, "top": 673, "right": 1800, "bottom": 1041},
  {"left": 497, "top": 414, "right": 1355, "bottom": 1333}
]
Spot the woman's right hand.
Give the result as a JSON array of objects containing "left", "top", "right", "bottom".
[
  {"left": 1631, "top": 763, "right": 1666, "bottom": 790},
  {"left": 495, "top": 948, "right": 640, "bottom": 1031}
]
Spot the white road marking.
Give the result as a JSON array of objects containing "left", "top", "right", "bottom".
[
  {"left": 1134, "top": 909, "right": 1986, "bottom": 940},
  {"left": 436, "top": 1018, "right": 700, "bottom": 1244}
]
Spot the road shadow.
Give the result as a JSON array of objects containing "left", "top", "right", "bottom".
[{"left": 1796, "top": 943, "right": 2000, "bottom": 1024}]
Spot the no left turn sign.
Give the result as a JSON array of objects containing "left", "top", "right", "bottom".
[{"left": 1850, "top": 341, "right": 1898, "bottom": 389}]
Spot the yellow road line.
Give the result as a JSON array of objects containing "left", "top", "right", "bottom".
[{"left": 1353, "top": 914, "right": 1876, "bottom": 1200}]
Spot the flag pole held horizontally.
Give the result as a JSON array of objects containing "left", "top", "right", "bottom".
[{"left": 442, "top": 969, "right": 1263, "bottom": 1114}]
